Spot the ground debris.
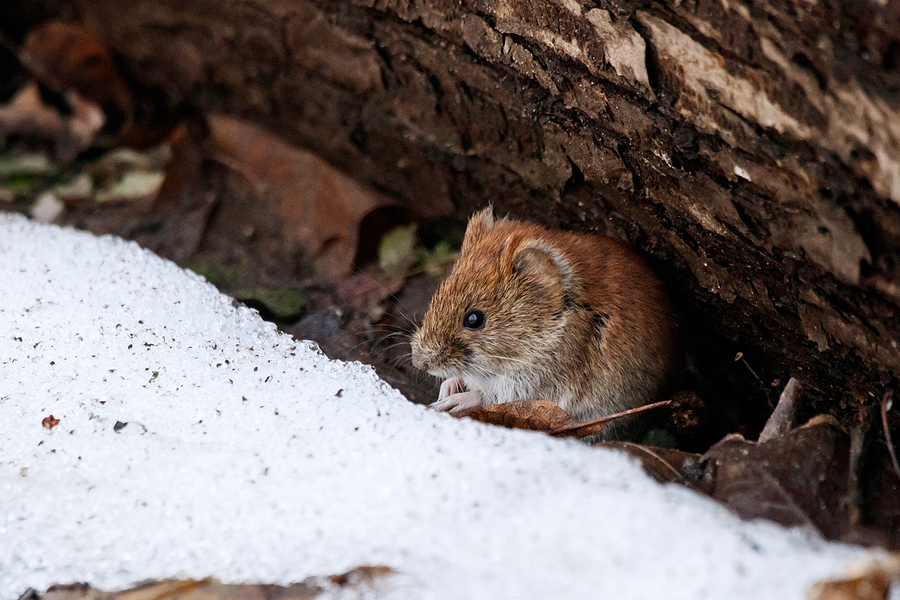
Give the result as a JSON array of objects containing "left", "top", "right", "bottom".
[
  {"left": 807, "top": 555, "right": 900, "bottom": 600},
  {"left": 453, "top": 399, "right": 671, "bottom": 439},
  {"left": 27, "top": 567, "right": 397, "bottom": 600}
]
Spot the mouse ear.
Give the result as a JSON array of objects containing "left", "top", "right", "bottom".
[
  {"left": 469, "top": 206, "right": 495, "bottom": 230},
  {"left": 461, "top": 206, "right": 496, "bottom": 254},
  {"left": 513, "top": 240, "right": 576, "bottom": 297}
]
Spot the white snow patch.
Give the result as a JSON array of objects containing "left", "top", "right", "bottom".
[{"left": 0, "top": 214, "right": 875, "bottom": 599}]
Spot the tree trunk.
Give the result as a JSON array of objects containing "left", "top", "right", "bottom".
[{"left": 13, "top": 0, "right": 900, "bottom": 430}]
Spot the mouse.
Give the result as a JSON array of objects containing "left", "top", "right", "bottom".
[{"left": 410, "top": 207, "right": 677, "bottom": 440}]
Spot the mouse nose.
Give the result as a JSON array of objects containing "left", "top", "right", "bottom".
[{"left": 412, "top": 353, "right": 429, "bottom": 371}]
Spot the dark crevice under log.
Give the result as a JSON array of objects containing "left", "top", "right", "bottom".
[{"left": 8, "top": 0, "right": 900, "bottom": 436}]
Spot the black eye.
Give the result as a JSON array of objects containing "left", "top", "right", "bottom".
[{"left": 463, "top": 310, "right": 485, "bottom": 330}]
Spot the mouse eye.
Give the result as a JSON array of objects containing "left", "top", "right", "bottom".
[{"left": 463, "top": 310, "right": 486, "bottom": 330}]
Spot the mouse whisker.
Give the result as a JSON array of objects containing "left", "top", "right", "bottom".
[
  {"left": 394, "top": 307, "right": 420, "bottom": 331},
  {"left": 387, "top": 351, "right": 414, "bottom": 369},
  {"left": 366, "top": 326, "right": 415, "bottom": 339}
]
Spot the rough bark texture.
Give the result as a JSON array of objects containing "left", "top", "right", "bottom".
[{"left": 9, "top": 0, "right": 900, "bottom": 432}]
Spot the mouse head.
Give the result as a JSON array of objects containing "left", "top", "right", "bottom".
[{"left": 411, "top": 208, "right": 578, "bottom": 382}]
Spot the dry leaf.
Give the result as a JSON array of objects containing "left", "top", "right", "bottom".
[
  {"left": 32, "top": 567, "right": 396, "bottom": 600},
  {"left": 328, "top": 565, "right": 396, "bottom": 586},
  {"left": 0, "top": 83, "right": 65, "bottom": 141},
  {"left": 455, "top": 400, "right": 573, "bottom": 431},
  {"left": 454, "top": 399, "right": 673, "bottom": 439},
  {"left": 593, "top": 441, "right": 701, "bottom": 484},
  {"left": 208, "top": 115, "right": 397, "bottom": 281},
  {"left": 807, "top": 555, "right": 900, "bottom": 600},
  {"left": 0, "top": 82, "right": 104, "bottom": 161},
  {"left": 21, "top": 22, "right": 133, "bottom": 136},
  {"left": 41, "top": 415, "right": 60, "bottom": 429},
  {"left": 699, "top": 419, "right": 852, "bottom": 539}
]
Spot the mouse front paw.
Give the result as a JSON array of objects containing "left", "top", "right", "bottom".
[
  {"left": 438, "top": 376, "right": 467, "bottom": 400},
  {"left": 431, "top": 389, "right": 485, "bottom": 413}
]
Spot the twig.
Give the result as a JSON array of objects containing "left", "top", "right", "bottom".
[
  {"left": 550, "top": 400, "right": 671, "bottom": 439},
  {"left": 881, "top": 390, "right": 900, "bottom": 481},
  {"left": 734, "top": 351, "right": 763, "bottom": 386}
]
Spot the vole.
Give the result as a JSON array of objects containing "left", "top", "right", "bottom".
[{"left": 410, "top": 207, "right": 676, "bottom": 440}]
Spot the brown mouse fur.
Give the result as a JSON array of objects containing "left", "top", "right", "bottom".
[{"left": 411, "top": 207, "right": 676, "bottom": 440}]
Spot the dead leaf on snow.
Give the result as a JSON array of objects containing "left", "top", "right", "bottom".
[
  {"left": 807, "top": 555, "right": 900, "bottom": 600},
  {"left": 30, "top": 567, "right": 396, "bottom": 600},
  {"left": 41, "top": 415, "right": 59, "bottom": 429},
  {"left": 328, "top": 565, "right": 396, "bottom": 586}
]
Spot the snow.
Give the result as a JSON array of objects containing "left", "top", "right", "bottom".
[{"left": 0, "top": 213, "right": 876, "bottom": 599}]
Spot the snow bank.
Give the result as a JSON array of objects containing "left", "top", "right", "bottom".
[{"left": 0, "top": 214, "right": 871, "bottom": 599}]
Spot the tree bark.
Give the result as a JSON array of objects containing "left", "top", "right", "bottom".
[{"left": 13, "top": 0, "right": 900, "bottom": 429}]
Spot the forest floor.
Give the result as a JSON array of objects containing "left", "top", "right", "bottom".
[{"left": 0, "top": 23, "right": 898, "bottom": 593}]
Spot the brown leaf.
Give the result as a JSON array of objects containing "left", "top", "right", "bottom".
[
  {"left": 0, "top": 83, "right": 64, "bottom": 138},
  {"left": 33, "top": 569, "right": 396, "bottom": 600},
  {"left": 663, "top": 411, "right": 900, "bottom": 549},
  {"left": 40, "top": 583, "right": 98, "bottom": 600},
  {"left": 807, "top": 555, "right": 900, "bottom": 600},
  {"left": 208, "top": 115, "right": 397, "bottom": 281},
  {"left": 328, "top": 565, "right": 396, "bottom": 586},
  {"left": 699, "top": 418, "right": 852, "bottom": 539},
  {"left": 21, "top": 22, "right": 133, "bottom": 136},
  {"left": 455, "top": 400, "right": 572, "bottom": 431},
  {"left": 41, "top": 415, "right": 59, "bottom": 430},
  {"left": 454, "top": 399, "right": 672, "bottom": 439},
  {"left": 593, "top": 441, "right": 702, "bottom": 484},
  {"left": 0, "top": 82, "right": 104, "bottom": 161}
]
